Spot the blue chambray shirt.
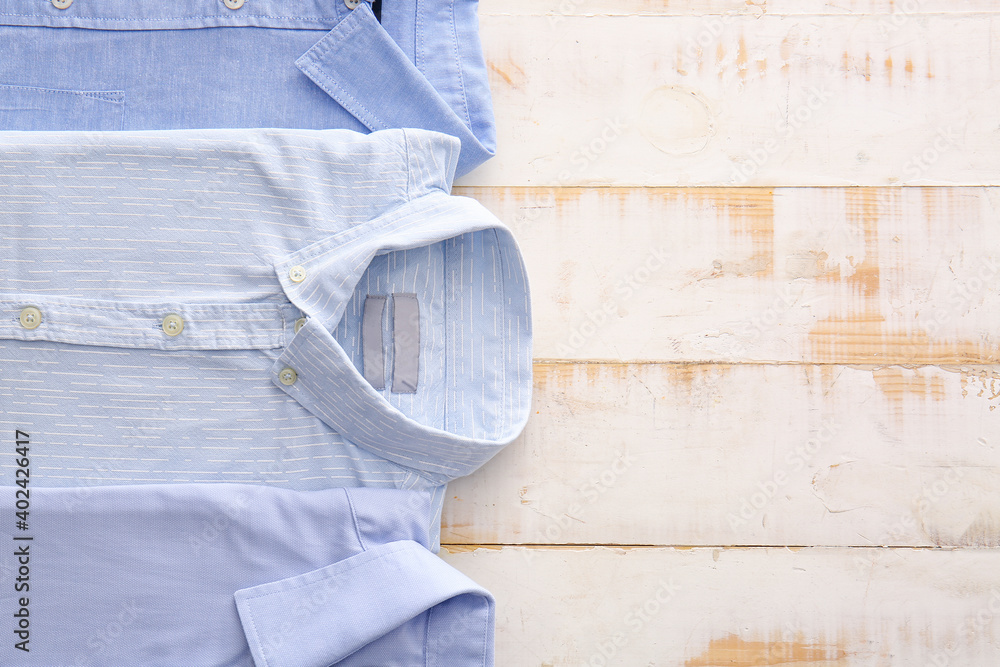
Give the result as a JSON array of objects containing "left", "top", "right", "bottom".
[
  {"left": 0, "top": 127, "right": 532, "bottom": 545},
  {"left": 0, "top": 0, "right": 494, "bottom": 175},
  {"left": 0, "top": 483, "right": 495, "bottom": 665}
]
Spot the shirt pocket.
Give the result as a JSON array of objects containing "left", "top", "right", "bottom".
[{"left": 0, "top": 84, "right": 125, "bottom": 130}]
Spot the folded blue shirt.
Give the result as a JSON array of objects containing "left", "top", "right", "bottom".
[
  {"left": 0, "top": 127, "right": 532, "bottom": 545},
  {"left": 0, "top": 483, "right": 494, "bottom": 665},
  {"left": 0, "top": 0, "right": 494, "bottom": 175}
]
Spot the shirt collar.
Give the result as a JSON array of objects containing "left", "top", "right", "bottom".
[{"left": 273, "top": 190, "right": 532, "bottom": 484}]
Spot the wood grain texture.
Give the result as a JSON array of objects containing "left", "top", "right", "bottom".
[
  {"left": 445, "top": 3, "right": 1000, "bottom": 663},
  {"left": 441, "top": 546, "right": 1000, "bottom": 666},
  {"left": 461, "top": 13, "right": 1000, "bottom": 186},
  {"left": 455, "top": 186, "right": 1000, "bottom": 364},
  {"left": 442, "top": 362, "right": 1000, "bottom": 547}
]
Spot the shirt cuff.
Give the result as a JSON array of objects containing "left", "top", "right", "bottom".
[
  {"left": 234, "top": 540, "right": 494, "bottom": 667},
  {"left": 294, "top": 3, "right": 494, "bottom": 176}
]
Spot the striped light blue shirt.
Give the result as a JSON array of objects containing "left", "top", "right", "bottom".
[
  {"left": 0, "top": 127, "right": 532, "bottom": 544},
  {"left": 0, "top": 483, "right": 495, "bottom": 665}
]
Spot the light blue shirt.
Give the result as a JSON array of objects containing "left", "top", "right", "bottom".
[
  {"left": 0, "top": 127, "right": 532, "bottom": 545},
  {"left": 0, "top": 0, "right": 494, "bottom": 175},
  {"left": 0, "top": 482, "right": 494, "bottom": 665}
]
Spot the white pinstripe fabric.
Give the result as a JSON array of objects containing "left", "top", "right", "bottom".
[{"left": 0, "top": 127, "right": 532, "bottom": 542}]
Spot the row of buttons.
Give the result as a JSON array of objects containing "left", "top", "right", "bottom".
[
  {"left": 18, "top": 307, "right": 308, "bottom": 337},
  {"left": 19, "top": 307, "right": 189, "bottom": 336},
  {"left": 19, "top": 306, "right": 301, "bottom": 385}
]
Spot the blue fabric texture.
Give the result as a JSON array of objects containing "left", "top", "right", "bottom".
[
  {"left": 0, "top": 127, "right": 532, "bottom": 546},
  {"left": 0, "top": 0, "right": 495, "bottom": 175},
  {"left": 0, "top": 483, "right": 495, "bottom": 665}
]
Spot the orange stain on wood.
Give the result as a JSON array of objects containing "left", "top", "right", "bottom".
[
  {"left": 959, "top": 367, "right": 1000, "bottom": 411},
  {"left": 685, "top": 634, "right": 847, "bottom": 666},
  {"left": 807, "top": 189, "right": 996, "bottom": 364},
  {"left": 809, "top": 318, "right": 996, "bottom": 364},
  {"left": 439, "top": 544, "right": 503, "bottom": 553},
  {"left": 885, "top": 55, "right": 893, "bottom": 84},
  {"left": 530, "top": 362, "right": 736, "bottom": 403},
  {"left": 823, "top": 189, "right": 881, "bottom": 301},
  {"left": 780, "top": 34, "right": 796, "bottom": 61},
  {"left": 905, "top": 58, "right": 914, "bottom": 79},
  {"left": 486, "top": 61, "right": 514, "bottom": 88},
  {"left": 736, "top": 35, "right": 749, "bottom": 85},
  {"left": 872, "top": 367, "right": 947, "bottom": 417},
  {"left": 486, "top": 59, "right": 527, "bottom": 89},
  {"left": 779, "top": 34, "right": 794, "bottom": 74},
  {"left": 864, "top": 53, "right": 872, "bottom": 81},
  {"left": 553, "top": 260, "right": 577, "bottom": 313},
  {"left": 675, "top": 189, "right": 775, "bottom": 277}
]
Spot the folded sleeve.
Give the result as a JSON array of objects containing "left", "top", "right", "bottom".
[
  {"left": 235, "top": 540, "right": 494, "bottom": 667},
  {"left": 295, "top": 3, "right": 495, "bottom": 177}
]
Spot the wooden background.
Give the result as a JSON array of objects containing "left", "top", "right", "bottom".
[{"left": 440, "top": 1, "right": 1000, "bottom": 664}]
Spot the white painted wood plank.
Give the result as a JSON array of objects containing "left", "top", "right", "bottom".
[
  {"left": 441, "top": 545, "right": 1000, "bottom": 666},
  {"left": 455, "top": 186, "right": 1000, "bottom": 363},
  {"left": 481, "top": 0, "right": 1000, "bottom": 16},
  {"left": 463, "top": 13, "right": 1000, "bottom": 186},
  {"left": 442, "top": 362, "right": 1000, "bottom": 547}
]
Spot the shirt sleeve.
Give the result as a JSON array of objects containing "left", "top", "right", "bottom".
[
  {"left": 295, "top": 3, "right": 495, "bottom": 177},
  {"left": 0, "top": 484, "right": 490, "bottom": 666},
  {"left": 234, "top": 540, "right": 495, "bottom": 667}
]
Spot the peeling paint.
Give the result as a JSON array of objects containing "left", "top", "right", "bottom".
[{"left": 685, "top": 634, "right": 847, "bottom": 666}]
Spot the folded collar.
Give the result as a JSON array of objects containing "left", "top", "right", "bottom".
[{"left": 273, "top": 190, "right": 532, "bottom": 484}]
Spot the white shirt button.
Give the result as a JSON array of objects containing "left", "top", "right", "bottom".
[
  {"left": 51, "top": 0, "right": 72, "bottom": 8},
  {"left": 345, "top": 0, "right": 361, "bottom": 8},
  {"left": 19, "top": 307, "right": 42, "bottom": 330},
  {"left": 278, "top": 367, "right": 298, "bottom": 386},
  {"left": 288, "top": 266, "right": 307, "bottom": 283},
  {"left": 224, "top": 0, "right": 244, "bottom": 9},
  {"left": 294, "top": 317, "right": 307, "bottom": 333},
  {"left": 162, "top": 313, "right": 185, "bottom": 337}
]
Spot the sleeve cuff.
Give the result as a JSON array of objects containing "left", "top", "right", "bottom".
[
  {"left": 235, "top": 539, "right": 494, "bottom": 667},
  {"left": 294, "top": 3, "right": 493, "bottom": 176}
]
